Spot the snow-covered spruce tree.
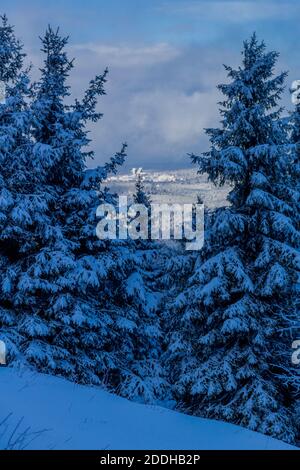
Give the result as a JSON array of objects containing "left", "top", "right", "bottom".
[
  {"left": 1, "top": 26, "right": 127, "bottom": 384},
  {"left": 112, "top": 170, "right": 170, "bottom": 404},
  {"left": 115, "top": 242, "right": 170, "bottom": 404},
  {"left": 5, "top": 26, "right": 167, "bottom": 402},
  {"left": 0, "top": 15, "right": 47, "bottom": 361},
  {"left": 0, "top": 13, "right": 27, "bottom": 258},
  {"left": 133, "top": 170, "right": 151, "bottom": 207},
  {"left": 289, "top": 85, "right": 300, "bottom": 232},
  {"left": 166, "top": 34, "right": 300, "bottom": 443},
  {"left": 290, "top": 82, "right": 300, "bottom": 182},
  {"left": 288, "top": 82, "right": 300, "bottom": 435}
]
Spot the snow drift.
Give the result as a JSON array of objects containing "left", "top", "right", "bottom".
[{"left": 0, "top": 368, "right": 295, "bottom": 450}]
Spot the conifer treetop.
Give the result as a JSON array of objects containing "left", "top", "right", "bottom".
[{"left": 0, "top": 14, "right": 25, "bottom": 82}]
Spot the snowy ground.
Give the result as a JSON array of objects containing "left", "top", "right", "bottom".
[{"left": 0, "top": 368, "right": 296, "bottom": 450}]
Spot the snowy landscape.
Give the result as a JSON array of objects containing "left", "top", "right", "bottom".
[
  {"left": 106, "top": 168, "right": 229, "bottom": 207},
  {"left": 0, "top": 1, "right": 300, "bottom": 457},
  {"left": 0, "top": 368, "right": 295, "bottom": 450}
]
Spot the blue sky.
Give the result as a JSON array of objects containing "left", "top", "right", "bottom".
[{"left": 2, "top": 0, "right": 300, "bottom": 169}]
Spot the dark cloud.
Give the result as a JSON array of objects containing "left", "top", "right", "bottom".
[{"left": 0, "top": 0, "right": 297, "bottom": 170}]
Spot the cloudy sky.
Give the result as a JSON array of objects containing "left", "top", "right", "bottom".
[{"left": 2, "top": 0, "right": 300, "bottom": 169}]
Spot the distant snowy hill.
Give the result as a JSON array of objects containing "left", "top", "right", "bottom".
[
  {"left": 0, "top": 368, "right": 295, "bottom": 450},
  {"left": 105, "top": 168, "right": 230, "bottom": 208}
]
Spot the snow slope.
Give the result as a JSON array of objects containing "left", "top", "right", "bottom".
[{"left": 0, "top": 368, "right": 296, "bottom": 450}]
